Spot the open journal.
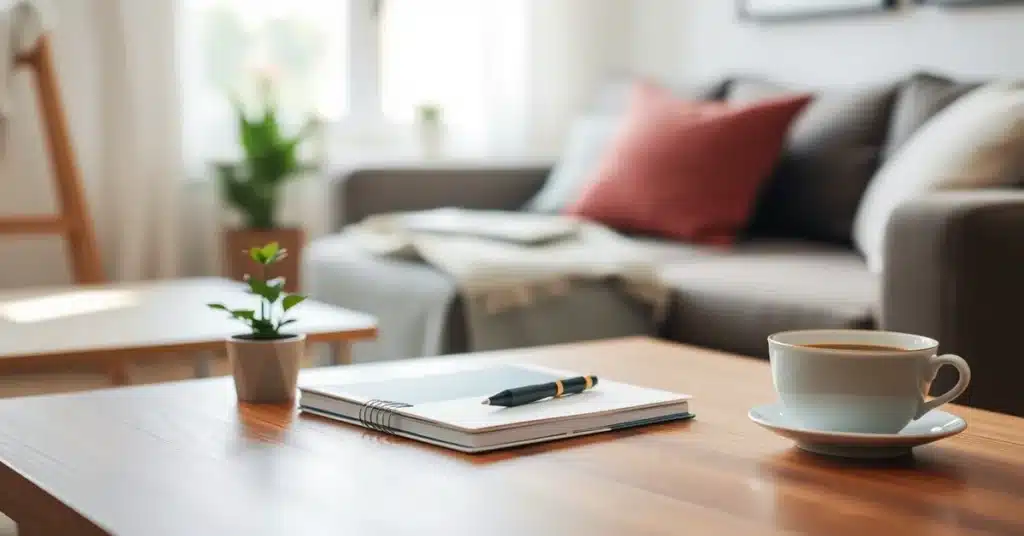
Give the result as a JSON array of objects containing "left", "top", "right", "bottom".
[{"left": 299, "top": 364, "right": 693, "bottom": 453}]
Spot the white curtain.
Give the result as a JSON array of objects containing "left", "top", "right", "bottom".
[{"left": 95, "top": 0, "right": 185, "bottom": 281}]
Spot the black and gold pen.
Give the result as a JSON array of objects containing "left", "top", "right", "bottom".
[{"left": 481, "top": 375, "right": 599, "bottom": 408}]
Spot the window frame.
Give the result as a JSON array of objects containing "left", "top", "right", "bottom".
[{"left": 346, "top": 0, "right": 383, "bottom": 119}]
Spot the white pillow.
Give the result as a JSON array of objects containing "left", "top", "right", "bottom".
[
  {"left": 526, "top": 115, "right": 622, "bottom": 213},
  {"left": 853, "top": 82, "right": 1024, "bottom": 272}
]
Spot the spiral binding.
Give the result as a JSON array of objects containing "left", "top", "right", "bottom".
[{"left": 358, "top": 399, "right": 413, "bottom": 435}]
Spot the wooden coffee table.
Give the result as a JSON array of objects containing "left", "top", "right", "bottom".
[
  {"left": 0, "top": 337, "right": 1020, "bottom": 535},
  {"left": 0, "top": 277, "right": 377, "bottom": 383}
]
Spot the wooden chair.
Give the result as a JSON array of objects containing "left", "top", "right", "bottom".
[
  {"left": 0, "top": 35, "right": 123, "bottom": 383},
  {"left": 2, "top": 35, "right": 104, "bottom": 285}
]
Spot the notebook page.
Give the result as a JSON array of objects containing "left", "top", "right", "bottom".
[
  {"left": 400, "top": 380, "right": 689, "bottom": 433},
  {"left": 315, "top": 365, "right": 562, "bottom": 405}
]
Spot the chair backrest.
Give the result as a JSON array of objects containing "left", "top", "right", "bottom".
[{"left": 0, "top": 35, "right": 104, "bottom": 284}]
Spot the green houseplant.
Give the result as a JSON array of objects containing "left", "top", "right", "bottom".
[
  {"left": 209, "top": 242, "right": 308, "bottom": 403},
  {"left": 217, "top": 80, "right": 319, "bottom": 292}
]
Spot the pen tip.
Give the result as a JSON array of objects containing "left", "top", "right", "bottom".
[{"left": 481, "top": 399, "right": 490, "bottom": 405}]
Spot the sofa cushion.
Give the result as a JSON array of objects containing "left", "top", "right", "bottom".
[
  {"left": 527, "top": 78, "right": 732, "bottom": 215},
  {"left": 569, "top": 81, "right": 811, "bottom": 244},
  {"left": 655, "top": 239, "right": 878, "bottom": 358},
  {"left": 728, "top": 78, "right": 898, "bottom": 244},
  {"left": 854, "top": 82, "right": 1024, "bottom": 273},
  {"left": 526, "top": 115, "right": 622, "bottom": 213},
  {"left": 885, "top": 72, "right": 980, "bottom": 157}
]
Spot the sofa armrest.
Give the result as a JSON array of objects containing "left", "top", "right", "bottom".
[
  {"left": 329, "top": 163, "right": 552, "bottom": 231},
  {"left": 882, "top": 190, "right": 1024, "bottom": 416}
]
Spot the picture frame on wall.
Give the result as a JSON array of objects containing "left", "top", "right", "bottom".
[
  {"left": 917, "top": 0, "right": 1024, "bottom": 5},
  {"left": 739, "top": 0, "right": 897, "bottom": 21}
]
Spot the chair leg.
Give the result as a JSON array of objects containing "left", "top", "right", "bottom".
[{"left": 29, "top": 37, "right": 104, "bottom": 285}]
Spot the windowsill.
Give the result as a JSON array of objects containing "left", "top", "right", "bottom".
[
  {"left": 185, "top": 116, "right": 558, "bottom": 182},
  {"left": 326, "top": 151, "right": 555, "bottom": 174}
]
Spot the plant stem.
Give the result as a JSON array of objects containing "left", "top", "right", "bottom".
[{"left": 260, "top": 262, "right": 268, "bottom": 328}]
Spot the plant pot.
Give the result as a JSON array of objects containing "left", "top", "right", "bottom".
[
  {"left": 224, "top": 227, "right": 305, "bottom": 292},
  {"left": 418, "top": 119, "right": 444, "bottom": 159},
  {"left": 226, "top": 334, "right": 305, "bottom": 404}
]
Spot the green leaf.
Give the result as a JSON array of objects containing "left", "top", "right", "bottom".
[
  {"left": 217, "top": 164, "right": 248, "bottom": 212},
  {"left": 231, "top": 309, "right": 256, "bottom": 320},
  {"left": 247, "top": 277, "right": 282, "bottom": 304},
  {"left": 251, "top": 318, "right": 277, "bottom": 337},
  {"left": 207, "top": 303, "right": 229, "bottom": 311},
  {"left": 259, "top": 242, "right": 280, "bottom": 264},
  {"left": 279, "top": 318, "right": 298, "bottom": 327},
  {"left": 249, "top": 247, "right": 266, "bottom": 264},
  {"left": 282, "top": 294, "right": 306, "bottom": 312},
  {"left": 217, "top": 163, "right": 277, "bottom": 229}
]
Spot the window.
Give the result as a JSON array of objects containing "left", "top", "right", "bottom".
[
  {"left": 378, "top": 0, "right": 529, "bottom": 153},
  {"left": 181, "top": 0, "right": 529, "bottom": 172},
  {"left": 181, "top": 0, "right": 349, "bottom": 173}
]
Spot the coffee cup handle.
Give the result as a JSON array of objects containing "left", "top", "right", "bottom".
[{"left": 915, "top": 354, "right": 971, "bottom": 419}]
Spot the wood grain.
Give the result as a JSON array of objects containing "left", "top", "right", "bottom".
[{"left": 0, "top": 337, "right": 1020, "bottom": 536}]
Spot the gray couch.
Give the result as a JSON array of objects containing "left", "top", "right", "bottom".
[{"left": 307, "top": 73, "right": 1024, "bottom": 417}]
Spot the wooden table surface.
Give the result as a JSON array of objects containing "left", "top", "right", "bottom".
[
  {"left": 0, "top": 337, "right": 1020, "bottom": 536},
  {"left": 0, "top": 277, "right": 377, "bottom": 369}
]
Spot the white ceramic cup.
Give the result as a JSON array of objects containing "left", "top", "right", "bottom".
[{"left": 767, "top": 330, "right": 971, "bottom": 434}]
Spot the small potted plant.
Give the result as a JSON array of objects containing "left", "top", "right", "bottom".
[
  {"left": 208, "top": 242, "right": 307, "bottom": 404},
  {"left": 416, "top": 102, "right": 444, "bottom": 159},
  {"left": 216, "top": 77, "right": 319, "bottom": 292}
]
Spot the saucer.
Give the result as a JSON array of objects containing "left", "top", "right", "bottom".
[{"left": 748, "top": 403, "right": 967, "bottom": 459}]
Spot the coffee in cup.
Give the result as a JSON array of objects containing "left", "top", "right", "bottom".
[{"left": 767, "top": 330, "right": 971, "bottom": 434}]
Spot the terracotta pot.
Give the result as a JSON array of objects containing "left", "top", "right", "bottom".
[
  {"left": 224, "top": 227, "right": 304, "bottom": 292},
  {"left": 226, "top": 334, "right": 305, "bottom": 404}
]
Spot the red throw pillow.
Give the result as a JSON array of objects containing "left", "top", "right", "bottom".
[{"left": 567, "top": 82, "right": 812, "bottom": 245}]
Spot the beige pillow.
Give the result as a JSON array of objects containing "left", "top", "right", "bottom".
[{"left": 853, "top": 82, "right": 1024, "bottom": 272}]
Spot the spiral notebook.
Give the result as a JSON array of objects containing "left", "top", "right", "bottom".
[{"left": 299, "top": 364, "right": 693, "bottom": 453}]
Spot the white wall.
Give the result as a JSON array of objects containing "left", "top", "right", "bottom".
[
  {"left": 528, "top": 0, "right": 634, "bottom": 149},
  {"left": 631, "top": 0, "right": 1024, "bottom": 88}
]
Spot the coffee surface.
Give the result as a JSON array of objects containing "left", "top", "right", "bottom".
[{"left": 801, "top": 343, "right": 909, "bottom": 352}]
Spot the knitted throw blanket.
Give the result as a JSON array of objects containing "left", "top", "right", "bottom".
[{"left": 341, "top": 208, "right": 671, "bottom": 318}]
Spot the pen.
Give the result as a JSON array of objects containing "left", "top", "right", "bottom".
[{"left": 482, "top": 375, "right": 599, "bottom": 408}]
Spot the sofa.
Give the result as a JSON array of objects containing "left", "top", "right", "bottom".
[{"left": 306, "top": 73, "right": 1024, "bottom": 416}]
